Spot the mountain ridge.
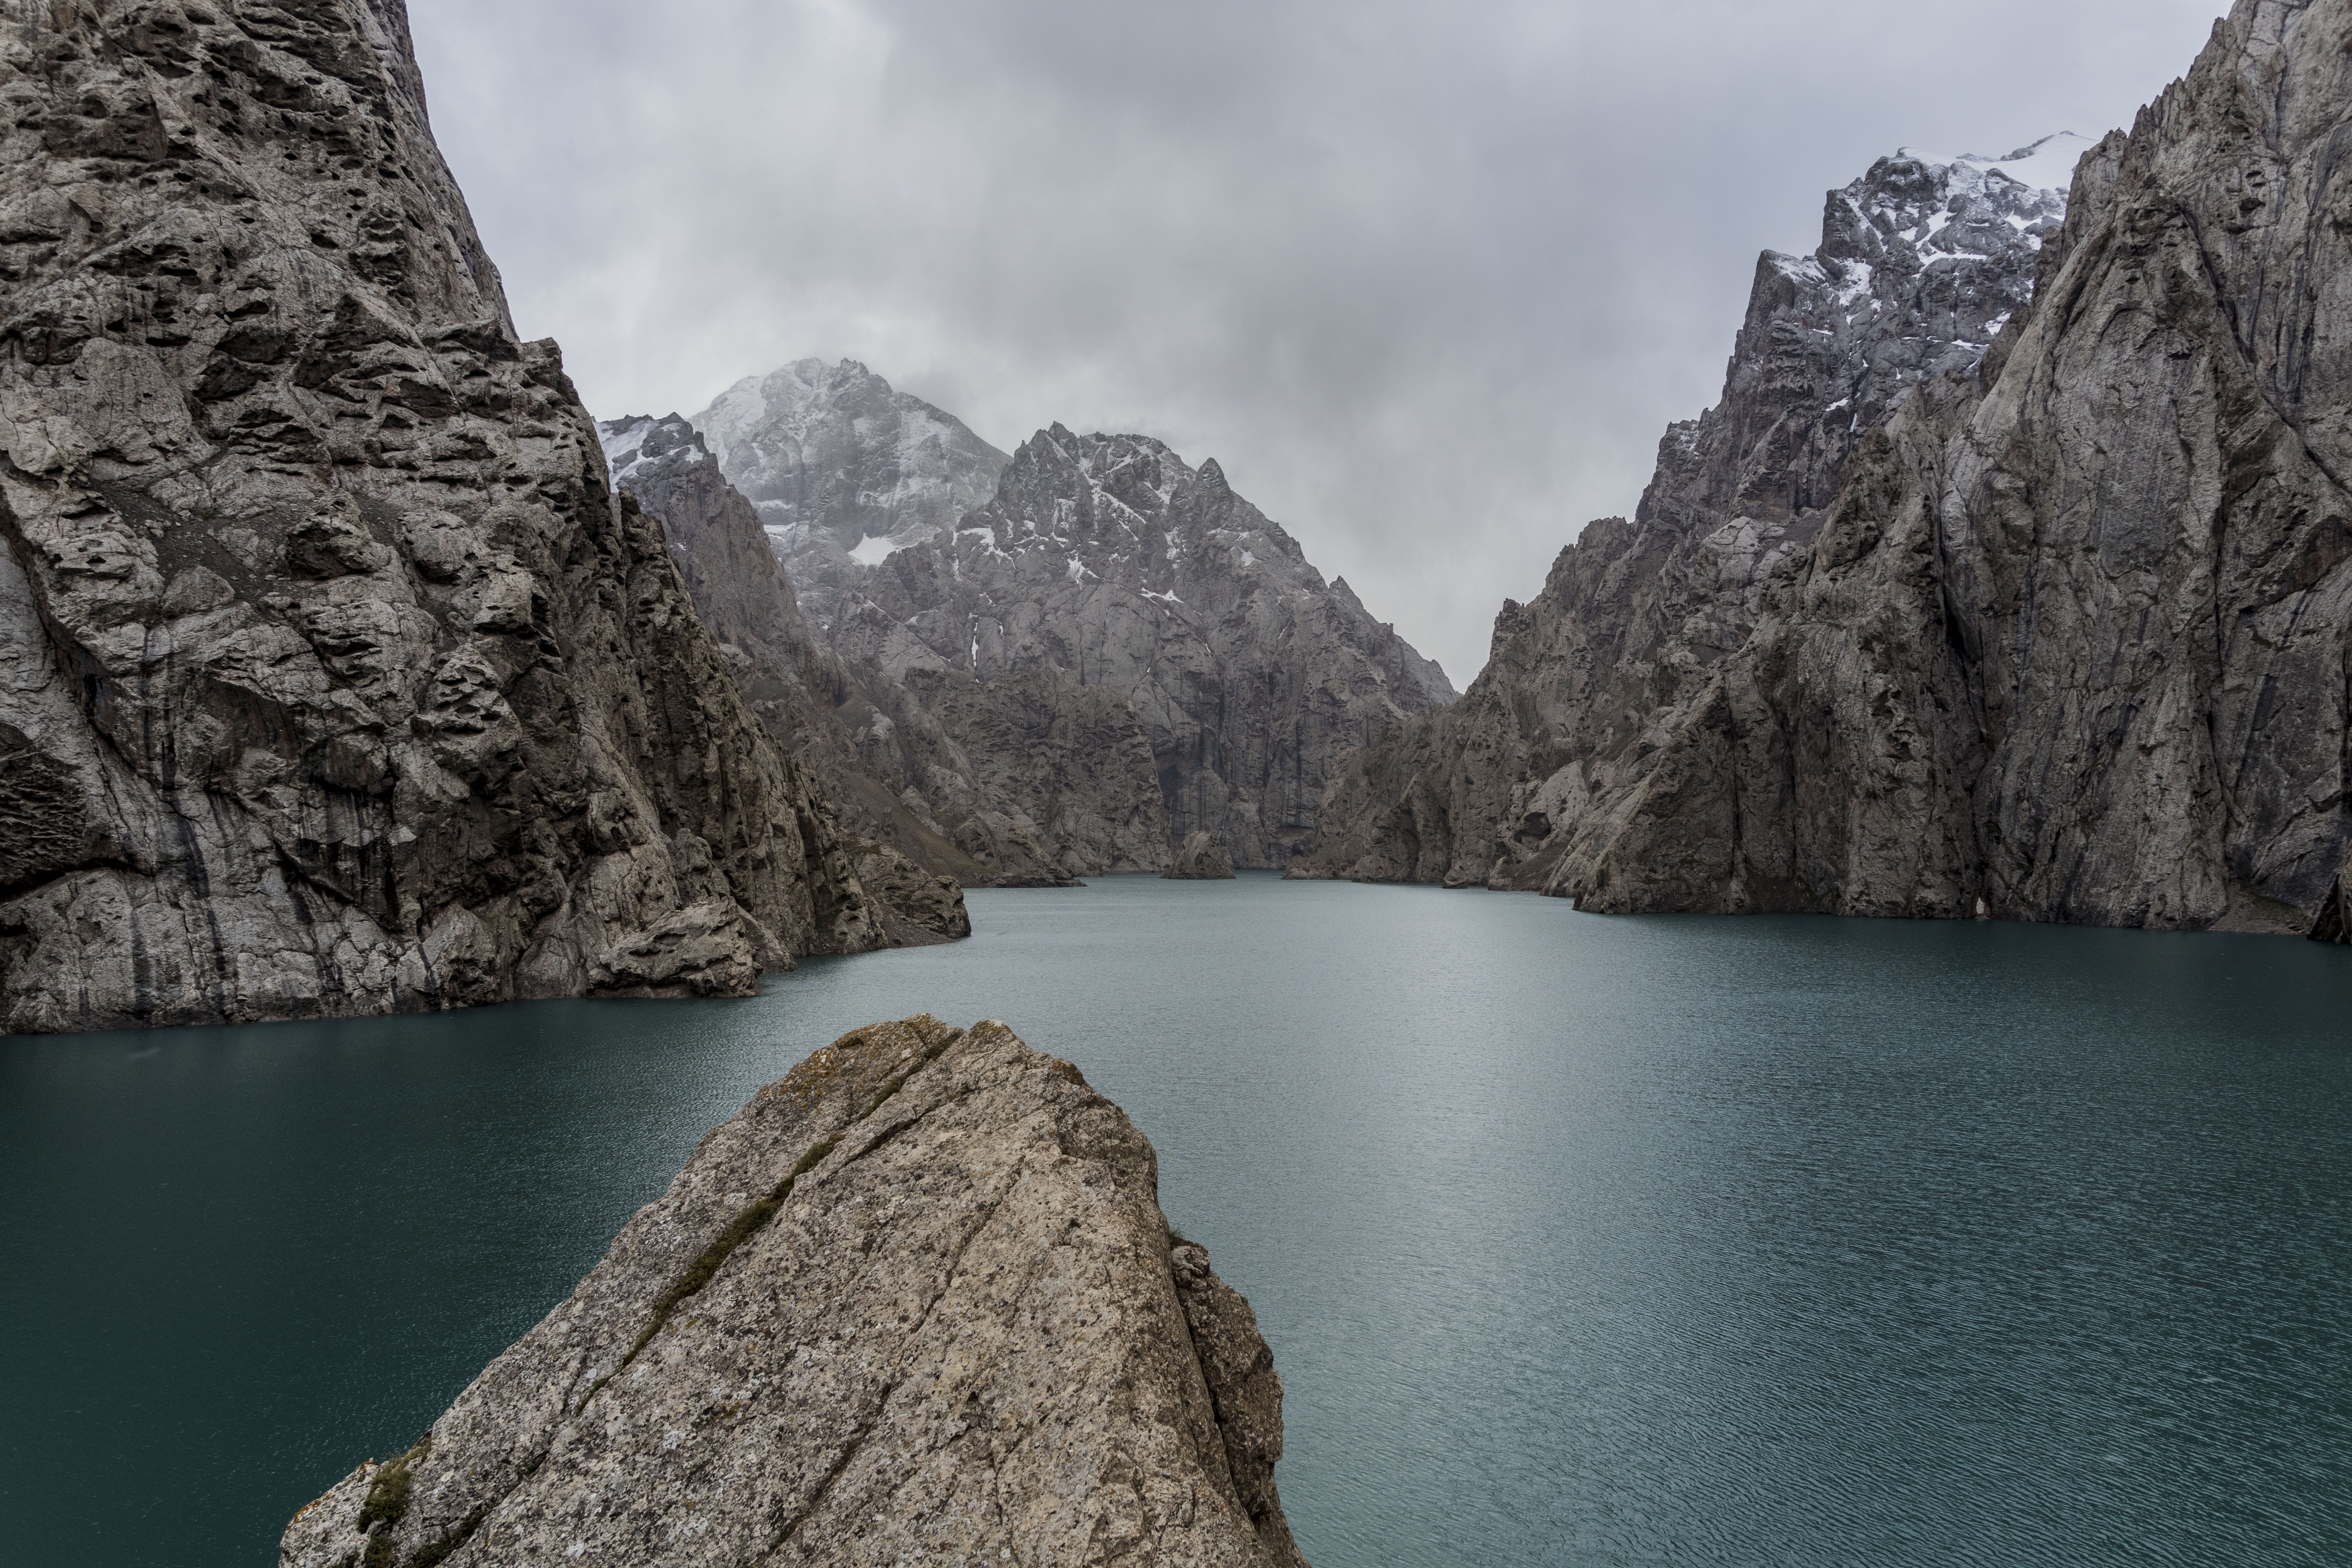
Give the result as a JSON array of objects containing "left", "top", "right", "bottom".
[
  {"left": 1302, "top": 0, "right": 2352, "bottom": 942},
  {"left": 636, "top": 364, "right": 1457, "bottom": 872}
]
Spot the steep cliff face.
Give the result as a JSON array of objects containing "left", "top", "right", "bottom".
[
  {"left": 282, "top": 1016, "right": 1311, "bottom": 1568},
  {"left": 1308, "top": 0, "right": 2352, "bottom": 940},
  {"left": 0, "top": 0, "right": 898, "bottom": 1034},
  {"left": 1300, "top": 135, "right": 2075, "bottom": 890}
]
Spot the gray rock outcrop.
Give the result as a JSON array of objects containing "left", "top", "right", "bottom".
[
  {"left": 1163, "top": 831, "right": 1237, "bottom": 880},
  {"left": 1304, "top": 0, "right": 2352, "bottom": 942},
  {"left": 281, "top": 1015, "right": 1310, "bottom": 1568},
  {"left": 697, "top": 382, "right": 1459, "bottom": 873},
  {"left": 0, "top": 0, "right": 910, "bottom": 1034}
]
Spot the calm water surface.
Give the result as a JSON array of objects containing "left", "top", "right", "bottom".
[{"left": 4, "top": 875, "right": 2350, "bottom": 1566}]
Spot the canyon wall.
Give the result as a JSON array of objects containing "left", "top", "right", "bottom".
[
  {"left": 0, "top": 0, "right": 911, "bottom": 1034},
  {"left": 1307, "top": 0, "right": 2352, "bottom": 940}
]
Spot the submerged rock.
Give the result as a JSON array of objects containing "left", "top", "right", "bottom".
[
  {"left": 281, "top": 1016, "right": 1309, "bottom": 1568},
  {"left": 1163, "top": 831, "right": 1239, "bottom": 880}
]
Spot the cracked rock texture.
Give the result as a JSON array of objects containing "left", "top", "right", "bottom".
[
  {"left": 0, "top": 0, "right": 904, "bottom": 1034},
  {"left": 281, "top": 1015, "right": 1310, "bottom": 1568},
  {"left": 1305, "top": 0, "right": 2352, "bottom": 939},
  {"left": 690, "top": 362, "right": 1456, "bottom": 874}
]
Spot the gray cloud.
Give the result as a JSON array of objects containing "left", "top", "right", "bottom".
[{"left": 407, "top": 0, "right": 2227, "bottom": 682}]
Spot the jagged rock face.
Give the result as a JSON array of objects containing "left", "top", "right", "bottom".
[
  {"left": 1669, "top": 134, "right": 2085, "bottom": 537},
  {"left": 691, "top": 358, "right": 1009, "bottom": 632},
  {"left": 1162, "top": 830, "right": 1236, "bottom": 880},
  {"left": 596, "top": 414, "right": 977, "bottom": 933},
  {"left": 823, "top": 422, "right": 1457, "bottom": 869},
  {"left": 1307, "top": 0, "right": 2352, "bottom": 941},
  {"left": 1300, "top": 135, "right": 2078, "bottom": 893},
  {"left": 281, "top": 1016, "right": 1310, "bottom": 1568},
  {"left": 0, "top": 1, "right": 898, "bottom": 1034},
  {"left": 599, "top": 414, "right": 1079, "bottom": 888}
]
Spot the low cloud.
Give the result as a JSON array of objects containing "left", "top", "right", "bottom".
[{"left": 410, "top": 0, "right": 2227, "bottom": 682}]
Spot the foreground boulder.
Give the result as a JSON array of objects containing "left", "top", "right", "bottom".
[
  {"left": 281, "top": 1016, "right": 1309, "bottom": 1568},
  {"left": 1163, "top": 832, "right": 1239, "bottom": 880}
]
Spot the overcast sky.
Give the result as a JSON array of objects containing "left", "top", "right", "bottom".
[{"left": 407, "top": 0, "right": 2228, "bottom": 684}]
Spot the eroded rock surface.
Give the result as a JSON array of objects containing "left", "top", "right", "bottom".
[
  {"left": 0, "top": 0, "right": 902, "bottom": 1034},
  {"left": 282, "top": 1016, "right": 1309, "bottom": 1568},
  {"left": 1163, "top": 831, "right": 1237, "bottom": 880},
  {"left": 1306, "top": 0, "right": 2352, "bottom": 940}
]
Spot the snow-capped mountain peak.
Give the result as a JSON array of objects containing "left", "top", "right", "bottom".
[{"left": 683, "top": 360, "right": 1010, "bottom": 628}]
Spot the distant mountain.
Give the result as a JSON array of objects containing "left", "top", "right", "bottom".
[
  {"left": 667, "top": 366, "right": 1457, "bottom": 872},
  {"left": 692, "top": 359, "right": 1010, "bottom": 629},
  {"left": 598, "top": 414, "right": 1082, "bottom": 887}
]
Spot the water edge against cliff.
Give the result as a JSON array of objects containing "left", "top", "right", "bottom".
[{"left": 5, "top": 875, "right": 2349, "bottom": 1566}]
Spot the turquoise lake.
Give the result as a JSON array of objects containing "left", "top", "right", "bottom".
[{"left": 4, "top": 873, "right": 2349, "bottom": 1565}]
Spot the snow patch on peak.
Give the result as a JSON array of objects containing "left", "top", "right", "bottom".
[
  {"left": 1889, "top": 132, "right": 2092, "bottom": 201},
  {"left": 1976, "top": 132, "right": 2098, "bottom": 196},
  {"left": 596, "top": 413, "right": 710, "bottom": 487},
  {"left": 849, "top": 534, "right": 904, "bottom": 568}
]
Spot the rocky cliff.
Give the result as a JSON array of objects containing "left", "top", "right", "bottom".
[
  {"left": 1163, "top": 830, "right": 1237, "bottom": 880},
  {"left": 599, "top": 413, "right": 1079, "bottom": 889},
  {"left": 1305, "top": 0, "right": 2352, "bottom": 941},
  {"left": 595, "top": 414, "right": 980, "bottom": 929},
  {"left": 281, "top": 1015, "right": 1310, "bottom": 1568},
  {"left": 697, "top": 374, "right": 1458, "bottom": 871},
  {"left": 0, "top": 0, "right": 908, "bottom": 1034},
  {"left": 1299, "top": 135, "right": 2079, "bottom": 893}
]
